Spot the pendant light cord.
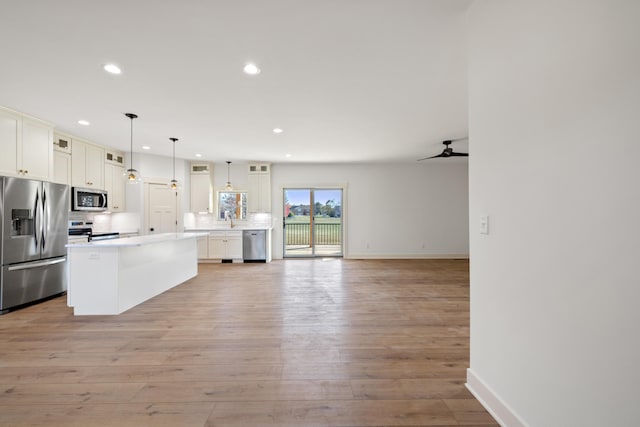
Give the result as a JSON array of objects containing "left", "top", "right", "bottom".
[
  {"left": 130, "top": 117, "right": 133, "bottom": 170},
  {"left": 124, "top": 113, "right": 138, "bottom": 172}
]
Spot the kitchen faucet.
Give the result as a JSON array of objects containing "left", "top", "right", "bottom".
[{"left": 225, "top": 211, "right": 234, "bottom": 228}]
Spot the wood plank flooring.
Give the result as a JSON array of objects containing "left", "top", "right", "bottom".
[{"left": 0, "top": 258, "right": 497, "bottom": 427}]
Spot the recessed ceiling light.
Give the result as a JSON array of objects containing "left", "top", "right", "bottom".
[
  {"left": 103, "top": 64, "right": 121, "bottom": 74},
  {"left": 285, "top": 153, "right": 292, "bottom": 158},
  {"left": 195, "top": 153, "right": 202, "bottom": 158},
  {"left": 142, "top": 145, "right": 151, "bottom": 150},
  {"left": 77, "top": 120, "right": 90, "bottom": 126},
  {"left": 243, "top": 63, "right": 261, "bottom": 75},
  {"left": 273, "top": 128, "right": 283, "bottom": 134}
]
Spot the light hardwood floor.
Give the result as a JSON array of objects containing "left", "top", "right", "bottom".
[{"left": 0, "top": 259, "right": 497, "bottom": 427}]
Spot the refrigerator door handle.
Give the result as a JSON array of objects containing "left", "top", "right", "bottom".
[
  {"left": 33, "top": 190, "right": 40, "bottom": 251},
  {"left": 8, "top": 257, "right": 66, "bottom": 271},
  {"left": 41, "top": 187, "right": 47, "bottom": 250}
]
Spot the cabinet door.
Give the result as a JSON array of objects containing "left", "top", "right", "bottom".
[
  {"left": 72, "top": 140, "right": 105, "bottom": 188},
  {"left": 21, "top": 119, "right": 53, "bottom": 180},
  {"left": 104, "top": 164, "right": 125, "bottom": 212},
  {"left": 53, "top": 151, "right": 71, "bottom": 185},
  {"left": 258, "top": 173, "right": 271, "bottom": 212},
  {"left": 110, "top": 166, "right": 125, "bottom": 211},
  {"left": 208, "top": 236, "right": 225, "bottom": 259},
  {"left": 247, "top": 173, "right": 261, "bottom": 213},
  {"left": 85, "top": 144, "right": 105, "bottom": 189},
  {"left": 0, "top": 110, "right": 19, "bottom": 175},
  {"left": 71, "top": 140, "right": 86, "bottom": 187},
  {"left": 190, "top": 173, "right": 211, "bottom": 212},
  {"left": 197, "top": 237, "right": 208, "bottom": 259},
  {"left": 227, "top": 236, "right": 243, "bottom": 259},
  {"left": 248, "top": 173, "right": 271, "bottom": 213}
]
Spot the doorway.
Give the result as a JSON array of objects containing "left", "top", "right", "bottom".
[
  {"left": 147, "top": 183, "right": 178, "bottom": 234},
  {"left": 283, "top": 188, "right": 343, "bottom": 257}
]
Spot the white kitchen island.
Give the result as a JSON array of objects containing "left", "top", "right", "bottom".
[{"left": 67, "top": 233, "right": 206, "bottom": 315}]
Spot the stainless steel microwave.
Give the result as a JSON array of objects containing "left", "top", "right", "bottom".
[{"left": 71, "top": 187, "right": 108, "bottom": 211}]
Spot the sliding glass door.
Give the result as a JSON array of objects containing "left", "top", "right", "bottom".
[{"left": 283, "top": 188, "right": 343, "bottom": 257}]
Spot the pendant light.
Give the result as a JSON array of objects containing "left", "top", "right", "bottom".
[
  {"left": 168, "top": 137, "right": 179, "bottom": 190},
  {"left": 124, "top": 113, "right": 142, "bottom": 184},
  {"left": 225, "top": 161, "right": 233, "bottom": 190}
]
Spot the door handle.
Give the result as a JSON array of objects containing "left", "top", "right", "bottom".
[
  {"left": 9, "top": 257, "right": 66, "bottom": 271},
  {"left": 41, "top": 187, "right": 47, "bottom": 250},
  {"left": 33, "top": 190, "right": 39, "bottom": 251}
]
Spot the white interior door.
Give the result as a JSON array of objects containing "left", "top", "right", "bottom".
[{"left": 148, "top": 184, "right": 177, "bottom": 234}]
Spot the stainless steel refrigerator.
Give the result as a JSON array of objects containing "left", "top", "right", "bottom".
[{"left": 1, "top": 176, "right": 69, "bottom": 313}]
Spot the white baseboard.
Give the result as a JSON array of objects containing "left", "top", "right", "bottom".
[
  {"left": 466, "top": 368, "right": 528, "bottom": 427},
  {"left": 346, "top": 253, "right": 469, "bottom": 260}
]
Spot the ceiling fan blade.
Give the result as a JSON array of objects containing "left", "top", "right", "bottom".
[
  {"left": 417, "top": 153, "right": 444, "bottom": 161},
  {"left": 450, "top": 152, "right": 469, "bottom": 157}
]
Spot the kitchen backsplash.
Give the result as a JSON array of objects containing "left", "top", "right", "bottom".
[
  {"left": 184, "top": 212, "right": 272, "bottom": 229},
  {"left": 69, "top": 211, "right": 140, "bottom": 234}
]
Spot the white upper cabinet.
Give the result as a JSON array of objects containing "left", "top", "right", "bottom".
[
  {"left": 190, "top": 162, "right": 213, "bottom": 213},
  {"left": 248, "top": 163, "right": 271, "bottom": 213},
  {"left": 104, "top": 163, "right": 125, "bottom": 212},
  {"left": 0, "top": 109, "right": 19, "bottom": 175},
  {"left": 0, "top": 107, "right": 53, "bottom": 181},
  {"left": 53, "top": 151, "right": 71, "bottom": 185},
  {"left": 53, "top": 133, "right": 72, "bottom": 185},
  {"left": 72, "top": 139, "right": 105, "bottom": 189}
]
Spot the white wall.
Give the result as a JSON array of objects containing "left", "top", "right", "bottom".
[
  {"left": 271, "top": 162, "right": 469, "bottom": 259},
  {"left": 211, "top": 161, "right": 248, "bottom": 193},
  {"left": 125, "top": 157, "right": 469, "bottom": 258},
  {"left": 467, "top": 1, "right": 640, "bottom": 426},
  {"left": 124, "top": 152, "right": 190, "bottom": 233}
]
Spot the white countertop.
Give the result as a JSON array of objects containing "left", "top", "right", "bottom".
[{"left": 67, "top": 232, "right": 208, "bottom": 248}]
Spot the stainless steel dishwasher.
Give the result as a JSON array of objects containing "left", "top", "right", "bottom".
[{"left": 243, "top": 230, "right": 266, "bottom": 262}]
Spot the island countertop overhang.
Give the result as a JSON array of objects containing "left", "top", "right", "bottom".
[{"left": 66, "top": 232, "right": 208, "bottom": 248}]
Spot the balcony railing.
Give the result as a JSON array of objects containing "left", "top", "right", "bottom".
[{"left": 285, "top": 222, "right": 342, "bottom": 245}]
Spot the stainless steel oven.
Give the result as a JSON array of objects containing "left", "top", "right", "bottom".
[{"left": 71, "top": 187, "right": 107, "bottom": 211}]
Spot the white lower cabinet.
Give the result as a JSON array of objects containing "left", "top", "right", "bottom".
[
  {"left": 206, "top": 231, "right": 243, "bottom": 261},
  {"left": 197, "top": 236, "right": 208, "bottom": 259}
]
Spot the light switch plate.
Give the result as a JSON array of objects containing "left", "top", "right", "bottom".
[{"left": 480, "top": 216, "right": 489, "bottom": 235}]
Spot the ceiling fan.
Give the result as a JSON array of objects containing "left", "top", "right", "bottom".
[{"left": 418, "top": 138, "right": 468, "bottom": 161}]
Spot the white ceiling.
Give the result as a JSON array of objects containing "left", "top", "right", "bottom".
[{"left": 0, "top": 0, "right": 471, "bottom": 163}]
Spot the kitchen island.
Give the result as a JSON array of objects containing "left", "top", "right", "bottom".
[{"left": 67, "top": 233, "right": 206, "bottom": 315}]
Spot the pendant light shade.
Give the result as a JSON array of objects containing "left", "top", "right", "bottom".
[
  {"left": 124, "top": 113, "right": 142, "bottom": 184},
  {"left": 168, "top": 137, "right": 180, "bottom": 190},
  {"left": 225, "top": 161, "right": 233, "bottom": 190}
]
